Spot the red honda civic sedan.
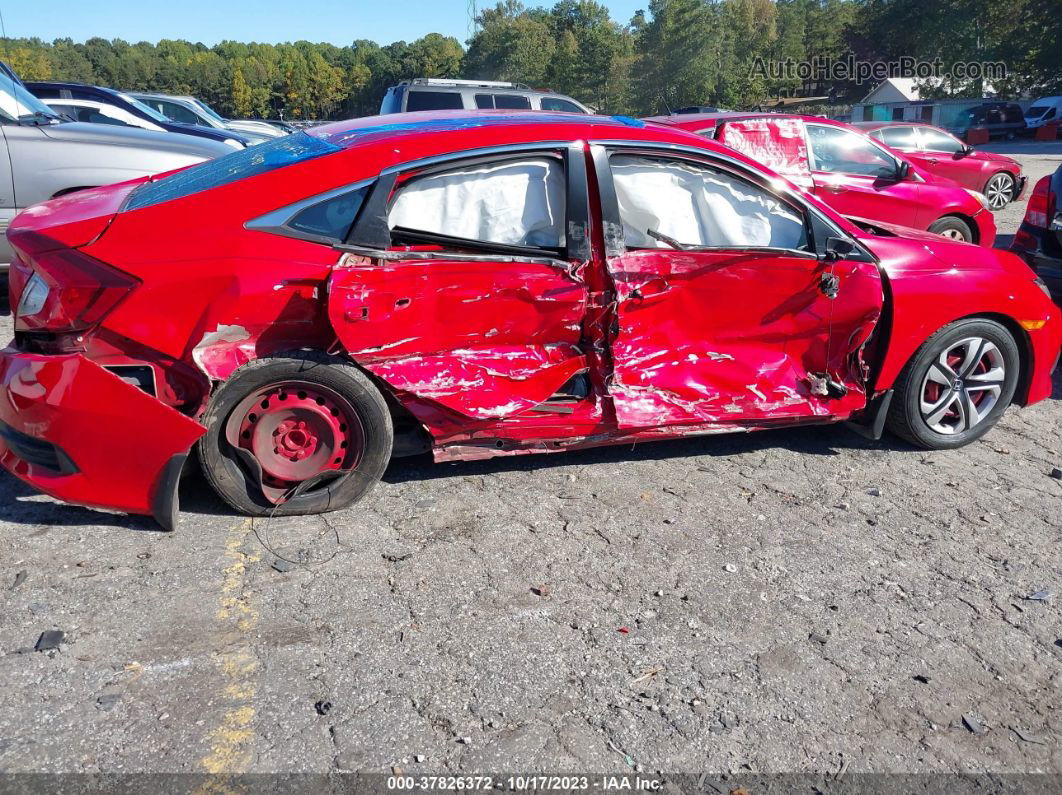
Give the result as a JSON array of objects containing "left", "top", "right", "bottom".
[
  {"left": 647, "top": 113, "right": 998, "bottom": 244},
  {"left": 2, "top": 112, "right": 1059, "bottom": 529},
  {"left": 856, "top": 121, "right": 1025, "bottom": 211}
]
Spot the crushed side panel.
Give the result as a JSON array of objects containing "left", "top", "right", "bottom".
[
  {"left": 328, "top": 256, "right": 589, "bottom": 424},
  {"left": 606, "top": 249, "right": 879, "bottom": 428}
]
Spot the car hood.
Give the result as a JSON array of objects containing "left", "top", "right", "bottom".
[
  {"left": 38, "top": 121, "right": 233, "bottom": 158},
  {"left": 968, "top": 149, "right": 1020, "bottom": 167},
  {"left": 853, "top": 219, "right": 1035, "bottom": 280}
]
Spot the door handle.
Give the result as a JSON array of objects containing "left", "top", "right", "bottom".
[
  {"left": 927, "top": 158, "right": 939, "bottom": 164},
  {"left": 628, "top": 276, "right": 669, "bottom": 301},
  {"left": 823, "top": 184, "right": 846, "bottom": 194}
]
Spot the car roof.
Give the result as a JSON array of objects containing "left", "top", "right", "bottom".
[
  {"left": 854, "top": 121, "right": 945, "bottom": 131},
  {"left": 644, "top": 112, "right": 849, "bottom": 130},
  {"left": 27, "top": 81, "right": 122, "bottom": 97},
  {"left": 134, "top": 92, "right": 196, "bottom": 103},
  {"left": 309, "top": 110, "right": 691, "bottom": 148}
]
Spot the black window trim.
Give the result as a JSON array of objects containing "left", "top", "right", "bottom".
[
  {"left": 244, "top": 176, "right": 377, "bottom": 245},
  {"left": 344, "top": 141, "right": 591, "bottom": 266},
  {"left": 593, "top": 143, "right": 822, "bottom": 260}
]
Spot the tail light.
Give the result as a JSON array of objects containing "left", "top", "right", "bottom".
[
  {"left": 1023, "top": 176, "right": 1053, "bottom": 228},
  {"left": 12, "top": 233, "right": 139, "bottom": 335}
]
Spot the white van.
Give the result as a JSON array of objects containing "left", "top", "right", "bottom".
[{"left": 1024, "top": 97, "right": 1062, "bottom": 130}]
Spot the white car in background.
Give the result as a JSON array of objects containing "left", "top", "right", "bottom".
[
  {"left": 43, "top": 98, "right": 166, "bottom": 132},
  {"left": 132, "top": 92, "right": 286, "bottom": 143}
]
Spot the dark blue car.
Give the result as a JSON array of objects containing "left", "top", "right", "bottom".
[{"left": 26, "top": 82, "right": 251, "bottom": 149}]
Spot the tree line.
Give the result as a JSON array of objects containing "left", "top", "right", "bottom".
[{"left": 2, "top": 0, "right": 1058, "bottom": 121}]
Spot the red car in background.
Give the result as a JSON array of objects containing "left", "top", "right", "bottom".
[
  {"left": 2, "top": 112, "right": 1058, "bottom": 530},
  {"left": 647, "top": 113, "right": 997, "bottom": 245},
  {"left": 857, "top": 122, "right": 1025, "bottom": 211}
]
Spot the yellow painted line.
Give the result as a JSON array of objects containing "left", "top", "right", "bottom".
[{"left": 197, "top": 518, "right": 262, "bottom": 784}]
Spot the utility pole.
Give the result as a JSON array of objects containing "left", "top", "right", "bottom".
[{"left": 468, "top": 0, "right": 478, "bottom": 41}]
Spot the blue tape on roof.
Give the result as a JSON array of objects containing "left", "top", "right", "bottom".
[{"left": 124, "top": 132, "right": 340, "bottom": 212}]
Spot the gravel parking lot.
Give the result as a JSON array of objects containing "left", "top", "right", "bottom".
[{"left": 0, "top": 149, "right": 1060, "bottom": 780}]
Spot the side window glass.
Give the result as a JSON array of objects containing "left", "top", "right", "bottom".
[
  {"left": 879, "top": 127, "right": 917, "bottom": 149},
  {"left": 493, "top": 94, "right": 532, "bottom": 109},
  {"left": 405, "top": 91, "right": 464, "bottom": 112},
  {"left": 609, "top": 154, "right": 807, "bottom": 251},
  {"left": 288, "top": 185, "right": 370, "bottom": 241},
  {"left": 474, "top": 94, "right": 494, "bottom": 109},
  {"left": 389, "top": 157, "right": 566, "bottom": 250},
  {"left": 164, "top": 102, "right": 200, "bottom": 125},
  {"left": 919, "top": 128, "right": 964, "bottom": 154},
  {"left": 807, "top": 125, "right": 899, "bottom": 178},
  {"left": 541, "top": 97, "right": 584, "bottom": 113}
]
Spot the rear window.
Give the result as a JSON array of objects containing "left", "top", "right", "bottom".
[
  {"left": 124, "top": 132, "right": 340, "bottom": 212},
  {"left": 406, "top": 91, "right": 464, "bottom": 112},
  {"left": 493, "top": 94, "right": 532, "bottom": 110}
]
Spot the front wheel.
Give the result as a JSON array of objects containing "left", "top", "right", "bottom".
[
  {"left": 983, "top": 172, "right": 1015, "bottom": 210},
  {"left": 199, "top": 352, "right": 393, "bottom": 516},
  {"left": 886, "top": 319, "right": 1020, "bottom": 449},
  {"left": 928, "top": 216, "right": 974, "bottom": 242}
]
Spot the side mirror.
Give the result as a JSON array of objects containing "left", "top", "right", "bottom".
[
  {"left": 825, "top": 236, "right": 855, "bottom": 261},
  {"left": 895, "top": 160, "right": 911, "bottom": 181},
  {"left": 961, "top": 144, "right": 974, "bottom": 155}
]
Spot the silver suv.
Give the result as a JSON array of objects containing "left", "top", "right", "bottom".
[
  {"left": 380, "top": 79, "right": 591, "bottom": 114},
  {"left": 0, "top": 63, "right": 232, "bottom": 271}
]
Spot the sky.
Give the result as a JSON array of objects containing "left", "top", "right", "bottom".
[{"left": 1, "top": 0, "right": 647, "bottom": 48}]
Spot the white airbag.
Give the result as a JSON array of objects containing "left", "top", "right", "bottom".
[
  {"left": 611, "top": 156, "right": 805, "bottom": 250},
  {"left": 389, "top": 158, "right": 565, "bottom": 248}
]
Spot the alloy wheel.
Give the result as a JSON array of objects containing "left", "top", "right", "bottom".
[
  {"left": 984, "top": 174, "right": 1014, "bottom": 210},
  {"left": 918, "top": 337, "right": 1005, "bottom": 435},
  {"left": 938, "top": 228, "right": 967, "bottom": 241}
]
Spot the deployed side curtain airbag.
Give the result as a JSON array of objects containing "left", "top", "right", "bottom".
[
  {"left": 388, "top": 158, "right": 566, "bottom": 248},
  {"left": 610, "top": 155, "right": 806, "bottom": 251}
]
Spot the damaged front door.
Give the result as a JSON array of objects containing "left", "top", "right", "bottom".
[
  {"left": 328, "top": 145, "right": 592, "bottom": 426},
  {"left": 593, "top": 147, "right": 883, "bottom": 430}
]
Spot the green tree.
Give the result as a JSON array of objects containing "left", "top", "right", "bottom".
[{"left": 231, "top": 65, "right": 252, "bottom": 117}]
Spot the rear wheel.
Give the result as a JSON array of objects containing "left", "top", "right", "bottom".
[
  {"left": 199, "top": 352, "right": 393, "bottom": 516},
  {"left": 928, "top": 216, "right": 974, "bottom": 242},
  {"left": 983, "top": 172, "right": 1015, "bottom": 210},
  {"left": 886, "top": 319, "right": 1019, "bottom": 449}
]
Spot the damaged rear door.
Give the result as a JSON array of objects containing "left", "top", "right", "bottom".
[
  {"left": 328, "top": 144, "right": 592, "bottom": 424},
  {"left": 592, "top": 145, "right": 883, "bottom": 429}
]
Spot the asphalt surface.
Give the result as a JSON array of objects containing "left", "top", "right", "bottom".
[{"left": 0, "top": 150, "right": 1060, "bottom": 779}]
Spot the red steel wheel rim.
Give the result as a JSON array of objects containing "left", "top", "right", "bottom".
[{"left": 225, "top": 381, "right": 365, "bottom": 503}]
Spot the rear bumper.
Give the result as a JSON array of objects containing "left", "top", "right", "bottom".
[
  {"left": 0, "top": 350, "right": 205, "bottom": 521},
  {"left": 1011, "top": 228, "right": 1062, "bottom": 305}
]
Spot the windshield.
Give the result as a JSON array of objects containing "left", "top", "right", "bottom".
[
  {"left": 192, "top": 99, "right": 226, "bottom": 123},
  {"left": 0, "top": 75, "right": 62, "bottom": 123},
  {"left": 1025, "top": 106, "right": 1048, "bottom": 117},
  {"left": 117, "top": 92, "right": 172, "bottom": 123}
]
